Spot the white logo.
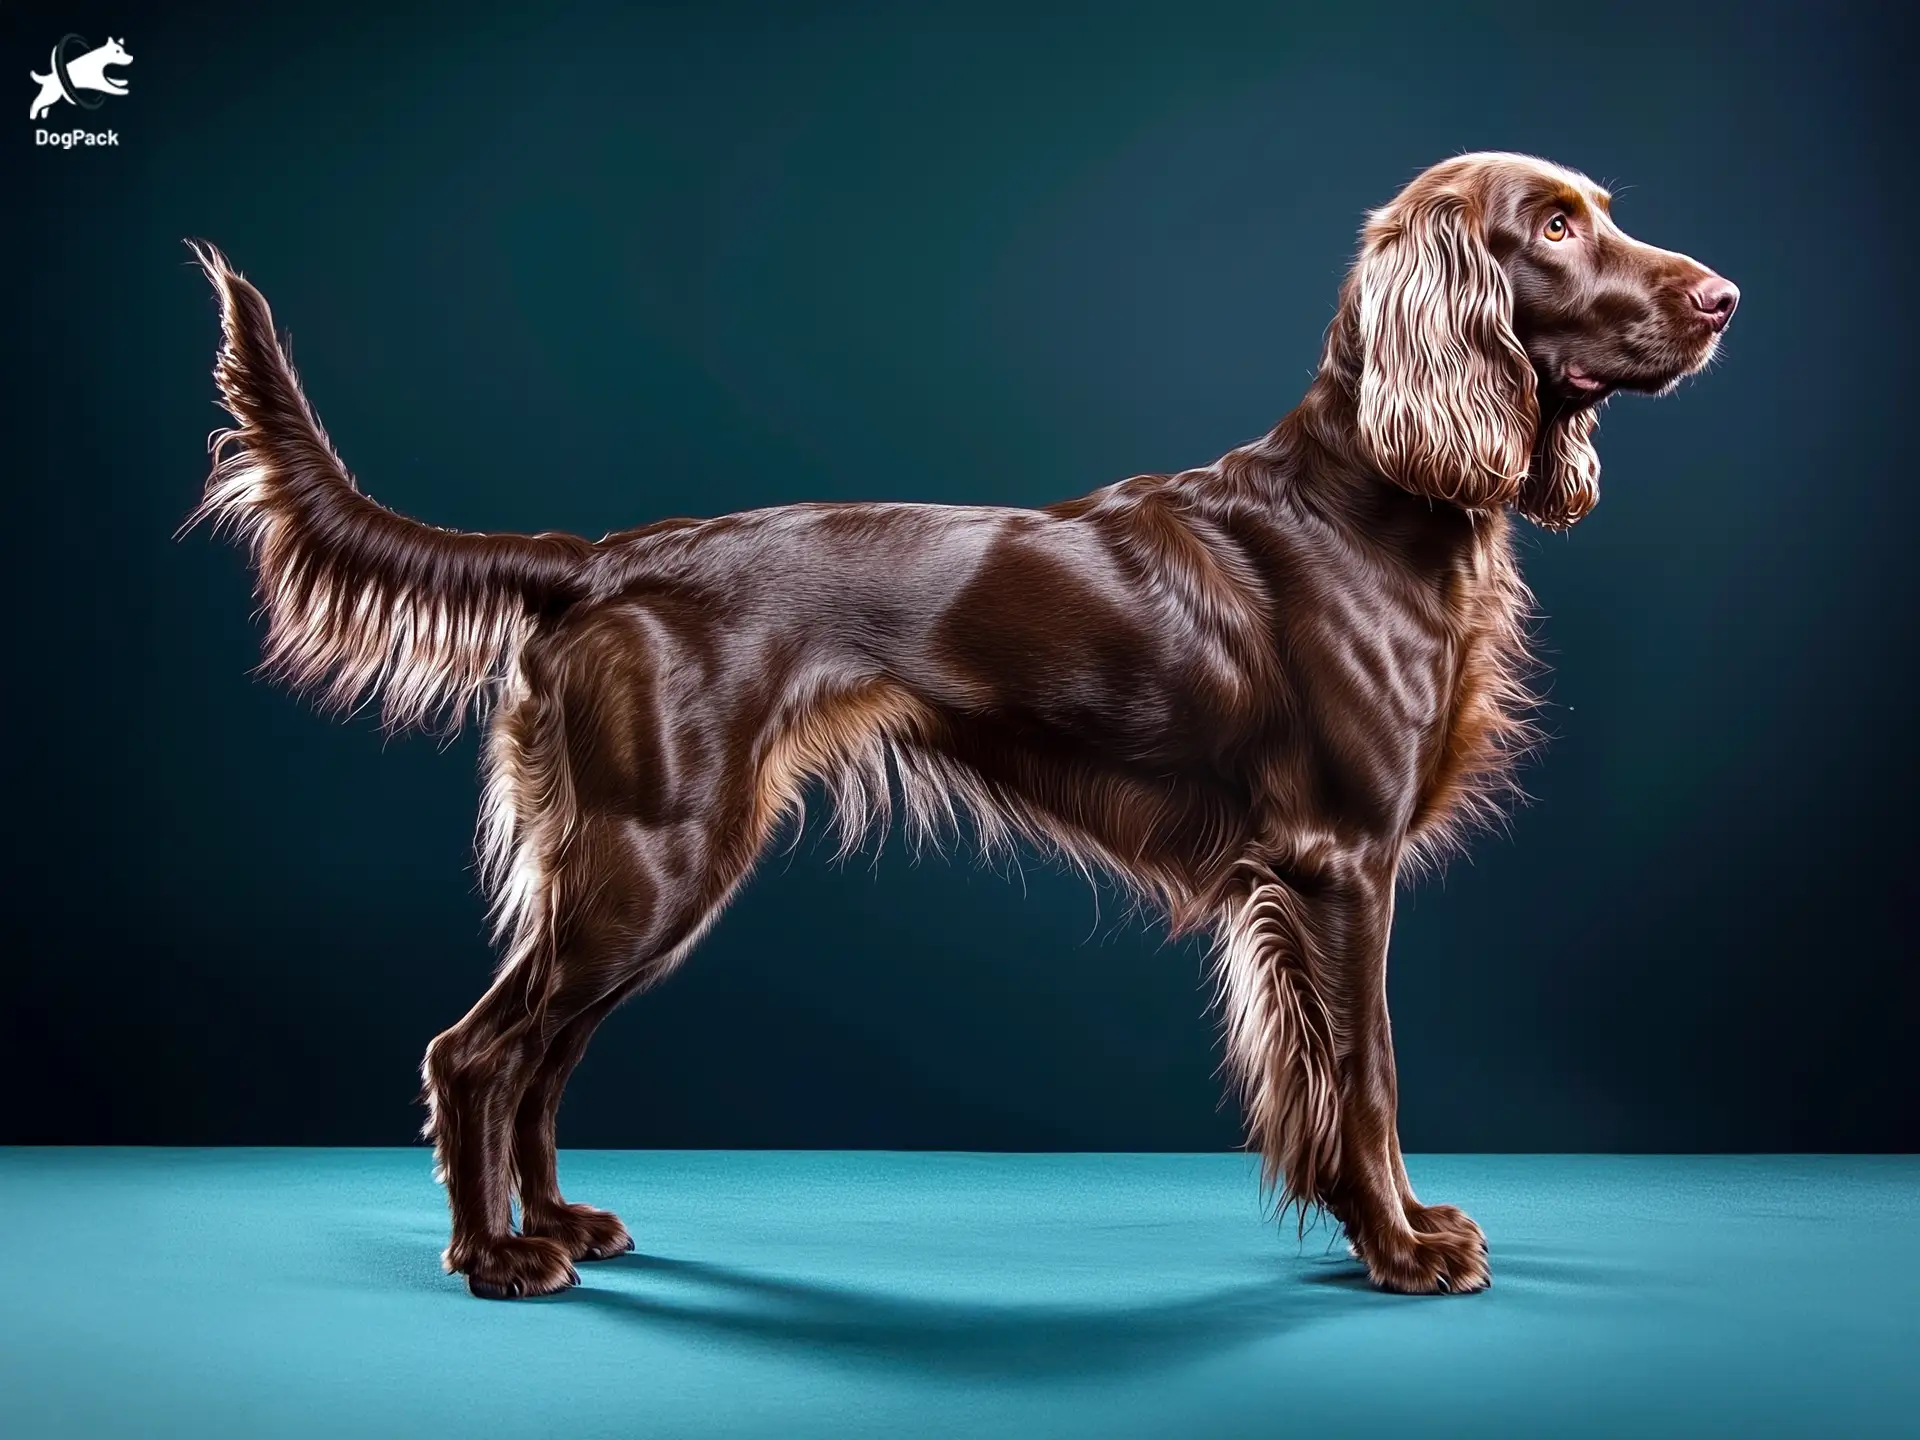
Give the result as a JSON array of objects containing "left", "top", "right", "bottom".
[{"left": 29, "top": 34, "right": 132, "bottom": 121}]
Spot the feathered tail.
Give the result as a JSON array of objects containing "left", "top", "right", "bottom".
[{"left": 183, "top": 242, "right": 598, "bottom": 732}]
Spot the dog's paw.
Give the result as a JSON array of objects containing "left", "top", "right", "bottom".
[
  {"left": 521, "top": 1202, "right": 634, "bottom": 1263},
  {"left": 1359, "top": 1220, "right": 1490, "bottom": 1295},
  {"left": 448, "top": 1234, "right": 579, "bottom": 1300},
  {"left": 1406, "top": 1201, "right": 1487, "bottom": 1251}
]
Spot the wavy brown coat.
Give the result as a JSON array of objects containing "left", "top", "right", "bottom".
[{"left": 188, "top": 152, "right": 1737, "bottom": 1298}]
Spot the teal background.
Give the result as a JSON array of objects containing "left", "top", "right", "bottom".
[
  {"left": 4, "top": 1149, "right": 1917, "bottom": 1436},
  {"left": 2, "top": 0, "right": 1914, "bottom": 1151}
]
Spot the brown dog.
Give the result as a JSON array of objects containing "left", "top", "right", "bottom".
[{"left": 188, "top": 152, "right": 1736, "bottom": 1299}]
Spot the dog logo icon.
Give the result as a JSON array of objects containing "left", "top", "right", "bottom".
[{"left": 29, "top": 35, "right": 132, "bottom": 121}]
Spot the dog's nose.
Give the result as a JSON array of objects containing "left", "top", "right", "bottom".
[{"left": 1689, "top": 275, "right": 1740, "bottom": 332}]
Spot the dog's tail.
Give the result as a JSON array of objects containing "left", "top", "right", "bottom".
[{"left": 184, "top": 242, "right": 598, "bottom": 732}]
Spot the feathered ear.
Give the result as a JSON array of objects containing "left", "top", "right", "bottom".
[
  {"left": 1517, "top": 405, "right": 1602, "bottom": 529},
  {"left": 1350, "top": 192, "right": 1537, "bottom": 510}
]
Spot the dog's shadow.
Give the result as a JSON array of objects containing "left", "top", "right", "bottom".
[
  {"left": 555, "top": 1245, "right": 1377, "bottom": 1380},
  {"left": 355, "top": 1218, "right": 1626, "bottom": 1381}
]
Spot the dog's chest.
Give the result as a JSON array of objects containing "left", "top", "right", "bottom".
[
  {"left": 1257, "top": 513, "right": 1532, "bottom": 843},
  {"left": 1406, "top": 528, "right": 1535, "bottom": 843}
]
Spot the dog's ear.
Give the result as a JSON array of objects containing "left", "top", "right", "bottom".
[
  {"left": 1349, "top": 191, "right": 1536, "bottom": 511},
  {"left": 1517, "top": 406, "right": 1602, "bottom": 529}
]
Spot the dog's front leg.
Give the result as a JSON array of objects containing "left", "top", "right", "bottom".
[
  {"left": 1386, "top": 1084, "right": 1485, "bottom": 1255},
  {"left": 1326, "top": 868, "right": 1489, "bottom": 1293},
  {"left": 1217, "top": 856, "right": 1488, "bottom": 1294}
]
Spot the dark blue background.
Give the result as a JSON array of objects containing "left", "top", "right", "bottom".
[{"left": 3, "top": 0, "right": 1913, "bottom": 1150}]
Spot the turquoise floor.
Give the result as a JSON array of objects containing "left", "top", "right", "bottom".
[{"left": 1, "top": 1151, "right": 1914, "bottom": 1438}]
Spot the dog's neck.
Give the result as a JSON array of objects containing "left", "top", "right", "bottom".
[{"left": 1249, "top": 371, "right": 1500, "bottom": 571}]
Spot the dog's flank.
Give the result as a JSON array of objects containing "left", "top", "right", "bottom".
[
  {"left": 188, "top": 152, "right": 1734, "bottom": 1301},
  {"left": 185, "top": 242, "right": 597, "bottom": 733}
]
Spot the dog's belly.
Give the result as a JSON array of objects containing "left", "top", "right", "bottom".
[{"left": 908, "top": 708, "right": 1257, "bottom": 898}]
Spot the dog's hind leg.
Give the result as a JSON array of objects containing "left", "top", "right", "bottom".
[
  {"left": 422, "top": 808, "right": 748, "bottom": 1298},
  {"left": 420, "top": 954, "right": 583, "bottom": 1299},
  {"left": 507, "top": 874, "right": 741, "bottom": 1267},
  {"left": 423, "top": 609, "right": 783, "bottom": 1297},
  {"left": 508, "top": 994, "right": 635, "bottom": 1262},
  {"left": 504, "top": 856, "right": 728, "bottom": 1264}
]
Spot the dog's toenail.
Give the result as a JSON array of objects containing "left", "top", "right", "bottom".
[{"left": 1435, "top": 1274, "right": 1450, "bottom": 1293}]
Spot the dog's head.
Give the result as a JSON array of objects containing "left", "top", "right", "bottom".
[
  {"left": 91, "top": 37, "right": 133, "bottom": 73},
  {"left": 1334, "top": 151, "right": 1737, "bottom": 529}
]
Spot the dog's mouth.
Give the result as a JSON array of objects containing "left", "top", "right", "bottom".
[
  {"left": 1554, "top": 333, "right": 1720, "bottom": 402},
  {"left": 1562, "top": 363, "right": 1609, "bottom": 396},
  {"left": 1545, "top": 360, "right": 1618, "bottom": 406}
]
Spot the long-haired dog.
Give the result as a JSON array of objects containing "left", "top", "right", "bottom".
[{"left": 187, "top": 152, "right": 1736, "bottom": 1298}]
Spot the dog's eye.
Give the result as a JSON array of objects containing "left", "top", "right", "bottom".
[{"left": 1543, "top": 214, "right": 1570, "bottom": 242}]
